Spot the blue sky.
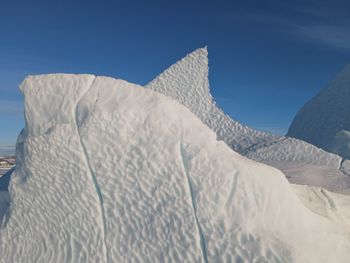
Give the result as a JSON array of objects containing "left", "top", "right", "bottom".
[{"left": 1, "top": 0, "right": 350, "bottom": 151}]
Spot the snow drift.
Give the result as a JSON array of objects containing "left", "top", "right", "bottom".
[
  {"left": 288, "top": 64, "right": 350, "bottom": 159},
  {"left": 1, "top": 74, "right": 350, "bottom": 262},
  {"left": 146, "top": 48, "right": 350, "bottom": 193}
]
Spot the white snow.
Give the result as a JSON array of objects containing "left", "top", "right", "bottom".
[
  {"left": 1, "top": 74, "right": 350, "bottom": 262},
  {"left": 146, "top": 48, "right": 279, "bottom": 154},
  {"left": 288, "top": 64, "right": 350, "bottom": 159},
  {"left": 147, "top": 48, "right": 350, "bottom": 193},
  {"left": 246, "top": 137, "right": 350, "bottom": 192},
  {"left": 292, "top": 184, "right": 350, "bottom": 231}
]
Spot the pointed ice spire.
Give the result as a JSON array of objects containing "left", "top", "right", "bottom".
[
  {"left": 146, "top": 47, "right": 214, "bottom": 117},
  {"left": 146, "top": 47, "right": 279, "bottom": 153}
]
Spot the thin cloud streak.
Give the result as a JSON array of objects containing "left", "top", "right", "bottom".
[
  {"left": 0, "top": 145, "right": 15, "bottom": 156},
  {"left": 294, "top": 24, "right": 350, "bottom": 52},
  {"left": 223, "top": 1, "right": 350, "bottom": 53},
  {"left": 0, "top": 100, "right": 23, "bottom": 115}
]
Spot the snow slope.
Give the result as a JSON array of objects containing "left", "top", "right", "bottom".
[
  {"left": 245, "top": 137, "right": 350, "bottom": 193},
  {"left": 1, "top": 74, "right": 350, "bottom": 262},
  {"left": 293, "top": 184, "right": 350, "bottom": 231},
  {"left": 147, "top": 48, "right": 350, "bottom": 192},
  {"left": 288, "top": 64, "right": 350, "bottom": 159}
]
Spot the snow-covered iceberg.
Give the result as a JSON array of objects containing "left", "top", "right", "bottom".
[
  {"left": 1, "top": 74, "right": 350, "bottom": 262},
  {"left": 288, "top": 64, "right": 350, "bottom": 159},
  {"left": 147, "top": 48, "right": 350, "bottom": 193}
]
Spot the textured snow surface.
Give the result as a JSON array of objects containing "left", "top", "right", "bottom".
[
  {"left": 1, "top": 74, "right": 350, "bottom": 262},
  {"left": 1, "top": 75, "right": 106, "bottom": 263},
  {"left": 292, "top": 184, "right": 350, "bottom": 231},
  {"left": 147, "top": 48, "right": 350, "bottom": 192},
  {"left": 146, "top": 48, "right": 279, "bottom": 154},
  {"left": 288, "top": 64, "right": 350, "bottom": 159},
  {"left": 246, "top": 138, "right": 350, "bottom": 193}
]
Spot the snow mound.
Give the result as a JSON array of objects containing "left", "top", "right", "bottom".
[
  {"left": 288, "top": 64, "right": 350, "bottom": 159},
  {"left": 1, "top": 74, "right": 350, "bottom": 262},
  {"left": 147, "top": 48, "right": 350, "bottom": 192}
]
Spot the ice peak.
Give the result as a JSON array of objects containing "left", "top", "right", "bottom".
[{"left": 146, "top": 47, "right": 213, "bottom": 116}]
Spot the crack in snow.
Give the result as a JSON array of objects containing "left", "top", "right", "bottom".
[
  {"left": 338, "top": 158, "right": 345, "bottom": 172},
  {"left": 336, "top": 157, "right": 350, "bottom": 178},
  {"left": 242, "top": 137, "right": 286, "bottom": 156},
  {"left": 224, "top": 172, "right": 238, "bottom": 211},
  {"left": 74, "top": 77, "right": 109, "bottom": 263},
  {"left": 179, "top": 138, "right": 209, "bottom": 263},
  {"left": 320, "top": 189, "right": 337, "bottom": 211}
]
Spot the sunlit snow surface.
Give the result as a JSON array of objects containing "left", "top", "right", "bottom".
[{"left": 1, "top": 74, "right": 350, "bottom": 262}]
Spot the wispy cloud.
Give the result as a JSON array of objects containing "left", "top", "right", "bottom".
[
  {"left": 294, "top": 24, "right": 350, "bottom": 52},
  {"left": 0, "top": 100, "right": 23, "bottom": 115},
  {"left": 224, "top": 1, "right": 350, "bottom": 53}
]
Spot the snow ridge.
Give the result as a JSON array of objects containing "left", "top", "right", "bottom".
[
  {"left": 74, "top": 77, "right": 108, "bottom": 263},
  {"left": 179, "top": 138, "right": 208, "bottom": 263}
]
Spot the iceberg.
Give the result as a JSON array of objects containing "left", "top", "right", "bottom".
[
  {"left": 288, "top": 64, "right": 350, "bottom": 159},
  {"left": 1, "top": 74, "right": 350, "bottom": 262}
]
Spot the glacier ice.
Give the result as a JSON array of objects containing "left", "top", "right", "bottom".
[
  {"left": 329, "top": 130, "right": 350, "bottom": 160},
  {"left": 288, "top": 64, "right": 350, "bottom": 159},
  {"left": 1, "top": 74, "right": 350, "bottom": 262},
  {"left": 147, "top": 48, "right": 350, "bottom": 193}
]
